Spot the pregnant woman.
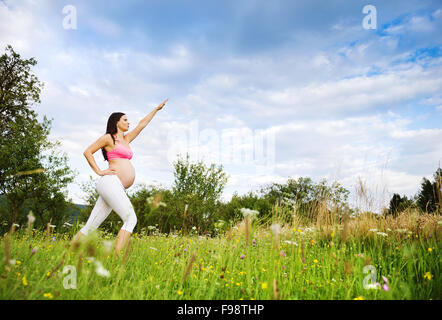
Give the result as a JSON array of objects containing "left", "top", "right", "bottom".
[{"left": 71, "top": 99, "right": 168, "bottom": 253}]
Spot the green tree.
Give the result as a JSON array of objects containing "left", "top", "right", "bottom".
[
  {"left": 416, "top": 168, "right": 442, "bottom": 214},
  {"left": 0, "top": 45, "right": 76, "bottom": 228},
  {"left": 258, "top": 176, "right": 350, "bottom": 222},
  {"left": 171, "top": 153, "right": 228, "bottom": 234},
  {"left": 388, "top": 193, "right": 414, "bottom": 217},
  {"left": 0, "top": 45, "right": 43, "bottom": 134}
]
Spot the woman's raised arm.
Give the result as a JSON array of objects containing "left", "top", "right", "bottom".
[{"left": 125, "top": 98, "right": 168, "bottom": 143}]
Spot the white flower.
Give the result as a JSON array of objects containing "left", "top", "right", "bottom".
[
  {"left": 386, "top": 228, "right": 391, "bottom": 232},
  {"left": 369, "top": 228, "right": 378, "bottom": 232},
  {"left": 147, "top": 225, "right": 157, "bottom": 230},
  {"left": 270, "top": 223, "right": 281, "bottom": 235},
  {"left": 13, "top": 223, "right": 19, "bottom": 227},
  {"left": 103, "top": 240, "right": 113, "bottom": 253},
  {"left": 87, "top": 257, "right": 110, "bottom": 277},
  {"left": 49, "top": 224, "right": 56, "bottom": 228},
  {"left": 9, "top": 259, "right": 16, "bottom": 265},
  {"left": 240, "top": 208, "right": 259, "bottom": 219},
  {"left": 63, "top": 222, "right": 73, "bottom": 227},
  {"left": 395, "top": 228, "right": 408, "bottom": 233},
  {"left": 284, "top": 240, "right": 298, "bottom": 246},
  {"left": 94, "top": 261, "right": 110, "bottom": 278},
  {"left": 27, "top": 212, "right": 35, "bottom": 224},
  {"left": 150, "top": 247, "right": 158, "bottom": 251},
  {"left": 158, "top": 202, "right": 167, "bottom": 207},
  {"left": 192, "top": 226, "right": 197, "bottom": 230},
  {"left": 377, "top": 232, "right": 388, "bottom": 237}
]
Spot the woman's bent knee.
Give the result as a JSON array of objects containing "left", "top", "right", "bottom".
[{"left": 122, "top": 212, "right": 137, "bottom": 233}]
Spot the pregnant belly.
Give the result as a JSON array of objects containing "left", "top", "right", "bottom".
[{"left": 108, "top": 159, "right": 135, "bottom": 189}]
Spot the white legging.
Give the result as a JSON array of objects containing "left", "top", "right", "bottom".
[{"left": 80, "top": 174, "right": 137, "bottom": 235}]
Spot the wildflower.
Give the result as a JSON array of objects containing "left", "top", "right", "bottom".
[
  {"left": 353, "top": 296, "right": 364, "bottom": 300},
  {"left": 270, "top": 223, "right": 281, "bottom": 235},
  {"left": 94, "top": 261, "right": 110, "bottom": 277},
  {"left": 46, "top": 272, "right": 51, "bottom": 277},
  {"left": 382, "top": 276, "right": 388, "bottom": 284},
  {"left": 240, "top": 208, "right": 259, "bottom": 219},
  {"left": 281, "top": 251, "right": 286, "bottom": 257},
  {"left": 52, "top": 236, "right": 55, "bottom": 242},
  {"left": 313, "top": 259, "right": 318, "bottom": 264},
  {"left": 27, "top": 212, "right": 36, "bottom": 225},
  {"left": 13, "top": 223, "right": 20, "bottom": 228},
  {"left": 177, "top": 291, "right": 183, "bottom": 295},
  {"left": 427, "top": 248, "right": 432, "bottom": 253},
  {"left": 22, "top": 276, "right": 28, "bottom": 286},
  {"left": 252, "top": 239, "right": 257, "bottom": 247},
  {"left": 16, "top": 260, "right": 21, "bottom": 265},
  {"left": 103, "top": 241, "right": 113, "bottom": 253},
  {"left": 369, "top": 229, "right": 377, "bottom": 232},
  {"left": 184, "top": 248, "right": 187, "bottom": 252},
  {"left": 43, "top": 293, "right": 53, "bottom": 299},
  {"left": 357, "top": 253, "right": 364, "bottom": 258},
  {"left": 382, "top": 284, "right": 389, "bottom": 291},
  {"left": 284, "top": 240, "right": 297, "bottom": 246},
  {"left": 31, "top": 247, "right": 39, "bottom": 254},
  {"left": 150, "top": 247, "right": 158, "bottom": 251},
  {"left": 240, "top": 254, "right": 245, "bottom": 259},
  {"left": 311, "top": 239, "right": 315, "bottom": 245},
  {"left": 282, "top": 265, "right": 286, "bottom": 269},
  {"left": 376, "top": 232, "right": 388, "bottom": 237},
  {"left": 261, "top": 282, "right": 268, "bottom": 289},
  {"left": 424, "top": 272, "right": 433, "bottom": 280}
]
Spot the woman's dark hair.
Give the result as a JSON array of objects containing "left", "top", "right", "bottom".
[{"left": 101, "top": 112, "right": 125, "bottom": 161}]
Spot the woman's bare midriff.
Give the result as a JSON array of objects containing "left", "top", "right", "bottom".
[{"left": 108, "top": 159, "right": 135, "bottom": 189}]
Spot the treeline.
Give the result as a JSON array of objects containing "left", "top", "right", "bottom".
[{"left": 1, "top": 45, "right": 441, "bottom": 236}]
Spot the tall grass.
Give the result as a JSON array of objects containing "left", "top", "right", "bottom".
[{"left": 1, "top": 201, "right": 440, "bottom": 300}]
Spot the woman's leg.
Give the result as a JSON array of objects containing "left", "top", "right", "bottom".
[
  {"left": 96, "top": 175, "right": 137, "bottom": 253},
  {"left": 78, "top": 195, "right": 113, "bottom": 236}
]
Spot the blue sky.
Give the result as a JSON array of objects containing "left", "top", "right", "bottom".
[{"left": 1, "top": 0, "right": 441, "bottom": 212}]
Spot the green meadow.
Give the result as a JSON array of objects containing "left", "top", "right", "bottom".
[{"left": 1, "top": 207, "right": 440, "bottom": 300}]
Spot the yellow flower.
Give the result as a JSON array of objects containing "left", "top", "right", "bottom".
[
  {"left": 424, "top": 272, "right": 433, "bottom": 280},
  {"left": 46, "top": 272, "right": 51, "bottom": 277},
  {"left": 331, "top": 232, "right": 335, "bottom": 238},
  {"left": 261, "top": 268, "right": 267, "bottom": 272},
  {"left": 313, "top": 259, "right": 318, "bottom": 264},
  {"left": 16, "top": 272, "right": 21, "bottom": 277},
  {"left": 22, "top": 276, "right": 28, "bottom": 286},
  {"left": 16, "top": 260, "right": 21, "bottom": 265},
  {"left": 297, "top": 229, "right": 302, "bottom": 233},
  {"left": 43, "top": 293, "right": 53, "bottom": 299},
  {"left": 311, "top": 239, "right": 315, "bottom": 245},
  {"left": 427, "top": 248, "right": 432, "bottom": 253},
  {"left": 177, "top": 290, "right": 183, "bottom": 295},
  {"left": 261, "top": 282, "right": 268, "bottom": 289},
  {"left": 353, "top": 296, "right": 364, "bottom": 300}
]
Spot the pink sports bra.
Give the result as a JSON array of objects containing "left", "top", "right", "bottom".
[{"left": 107, "top": 135, "right": 133, "bottom": 161}]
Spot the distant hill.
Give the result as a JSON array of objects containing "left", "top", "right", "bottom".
[{"left": 0, "top": 194, "right": 86, "bottom": 224}]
